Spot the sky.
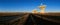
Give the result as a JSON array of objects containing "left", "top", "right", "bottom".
[{"left": 0, "top": 0, "right": 60, "bottom": 12}]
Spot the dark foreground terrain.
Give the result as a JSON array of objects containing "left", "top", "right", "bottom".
[{"left": 0, "top": 13, "right": 60, "bottom": 25}]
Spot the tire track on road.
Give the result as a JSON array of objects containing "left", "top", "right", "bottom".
[
  {"left": 34, "top": 14, "right": 60, "bottom": 23},
  {"left": 8, "top": 13, "right": 29, "bottom": 25}
]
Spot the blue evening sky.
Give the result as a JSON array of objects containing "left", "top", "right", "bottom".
[{"left": 0, "top": 0, "right": 60, "bottom": 12}]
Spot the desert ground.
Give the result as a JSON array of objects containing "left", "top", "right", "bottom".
[{"left": 0, "top": 12, "right": 60, "bottom": 25}]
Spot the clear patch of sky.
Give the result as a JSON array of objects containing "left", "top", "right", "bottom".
[{"left": 0, "top": 0, "right": 60, "bottom": 12}]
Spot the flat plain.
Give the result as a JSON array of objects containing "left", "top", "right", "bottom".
[{"left": 0, "top": 12, "right": 60, "bottom": 25}]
